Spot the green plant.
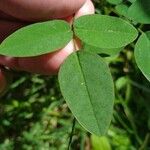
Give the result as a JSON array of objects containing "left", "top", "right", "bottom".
[{"left": 0, "top": 0, "right": 149, "bottom": 140}]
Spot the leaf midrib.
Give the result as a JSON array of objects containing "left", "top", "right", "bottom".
[
  {"left": 75, "top": 27, "right": 136, "bottom": 35},
  {"left": 1, "top": 30, "right": 72, "bottom": 52},
  {"left": 75, "top": 52, "right": 101, "bottom": 135}
]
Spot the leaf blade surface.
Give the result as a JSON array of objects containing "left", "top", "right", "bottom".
[
  {"left": 135, "top": 31, "right": 150, "bottom": 81},
  {"left": 59, "top": 51, "right": 114, "bottom": 136},
  {"left": 0, "top": 20, "right": 73, "bottom": 57},
  {"left": 127, "top": 0, "right": 150, "bottom": 24},
  {"left": 74, "top": 14, "right": 138, "bottom": 49}
]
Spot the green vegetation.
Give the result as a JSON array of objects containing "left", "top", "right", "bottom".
[{"left": 0, "top": 0, "right": 150, "bottom": 149}]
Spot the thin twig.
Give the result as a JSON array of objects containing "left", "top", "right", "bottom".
[
  {"left": 67, "top": 117, "right": 76, "bottom": 150},
  {"left": 139, "top": 133, "right": 150, "bottom": 150}
]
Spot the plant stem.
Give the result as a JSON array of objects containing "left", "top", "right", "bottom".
[
  {"left": 123, "top": 105, "right": 142, "bottom": 145},
  {"left": 114, "top": 111, "right": 133, "bottom": 134},
  {"left": 116, "top": 91, "right": 143, "bottom": 145},
  {"left": 67, "top": 117, "right": 76, "bottom": 150},
  {"left": 139, "top": 133, "right": 150, "bottom": 150},
  {"left": 129, "top": 79, "right": 150, "bottom": 93}
]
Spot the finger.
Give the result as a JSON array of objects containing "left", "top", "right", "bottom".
[
  {"left": 0, "top": 39, "right": 80, "bottom": 75},
  {"left": 0, "top": 10, "right": 18, "bottom": 21},
  {"left": 16, "top": 0, "right": 94, "bottom": 75},
  {"left": 0, "top": 55, "right": 19, "bottom": 69},
  {"left": 66, "top": 0, "right": 95, "bottom": 25},
  {"left": 75, "top": 0, "right": 95, "bottom": 18},
  {"left": 0, "top": 0, "right": 86, "bottom": 22},
  {"left": 0, "top": 0, "right": 94, "bottom": 42},
  {"left": 17, "top": 40, "right": 77, "bottom": 75},
  {"left": 0, "top": 0, "right": 94, "bottom": 75},
  {"left": 0, "top": 69, "right": 7, "bottom": 94}
]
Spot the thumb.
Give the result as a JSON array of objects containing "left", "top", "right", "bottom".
[{"left": 0, "top": 0, "right": 86, "bottom": 22}]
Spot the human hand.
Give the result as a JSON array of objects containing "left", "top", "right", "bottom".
[{"left": 0, "top": 0, "right": 95, "bottom": 93}]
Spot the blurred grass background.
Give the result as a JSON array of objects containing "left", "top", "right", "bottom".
[{"left": 0, "top": 0, "right": 150, "bottom": 149}]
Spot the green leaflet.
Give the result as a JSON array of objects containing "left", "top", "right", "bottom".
[
  {"left": 0, "top": 20, "right": 73, "bottom": 57},
  {"left": 107, "top": 0, "right": 123, "bottom": 5},
  {"left": 135, "top": 31, "right": 150, "bottom": 81},
  {"left": 128, "top": 0, "right": 136, "bottom": 3},
  {"left": 115, "top": 4, "right": 129, "bottom": 17},
  {"left": 58, "top": 51, "right": 114, "bottom": 136},
  {"left": 74, "top": 14, "right": 138, "bottom": 49},
  {"left": 127, "top": 0, "right": 150, "bottom": 24}
]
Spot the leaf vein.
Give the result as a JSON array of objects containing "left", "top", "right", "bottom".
[{"left": 75, "top": 52, "right": 101, "bottom": 134}]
